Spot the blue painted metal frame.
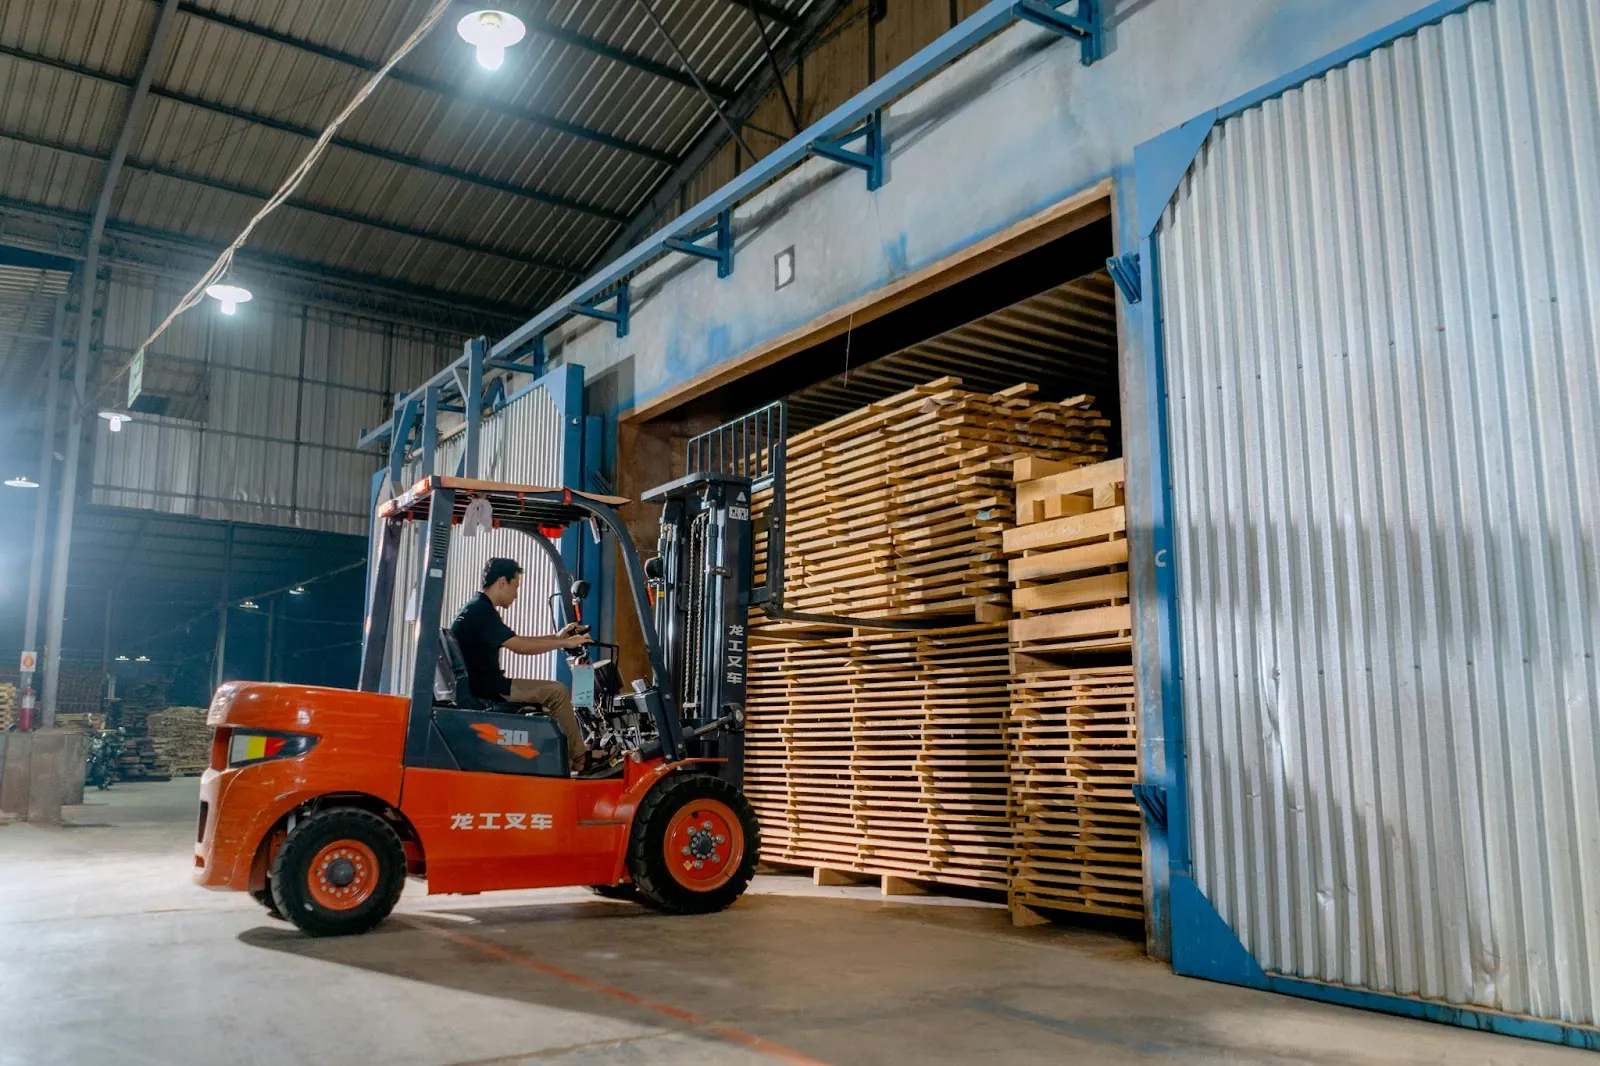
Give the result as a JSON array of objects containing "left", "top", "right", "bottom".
[
  {"left": 547, "top": 364, "right": 586, "bottom": 687},
  {"left": 1105, "top": 251, "right": 1140, "bottom": 304},
  {"left": 1133, "top": 0, "right": 1600, "bottom": 1048},
  {"left": 663, "top": 209, "right": 735, "bottom": 278},
  {"left": 571, "top": 283, "right": 630, "bottom": 338},
  {"left": 810, "top": 111, "right": 885, "bottom": 191},
  {"left": 356, "top": 0, "right": 1104, "bottom": 453}
]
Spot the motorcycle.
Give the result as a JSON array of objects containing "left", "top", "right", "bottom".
[{"left": 86, "top": 728, "right": 124, "bottom": 790}]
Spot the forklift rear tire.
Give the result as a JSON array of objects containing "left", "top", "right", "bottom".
[
  {"left": 270, "top": 808, "right": 407, "bottom": 937},
  {"left": 628, "top": 774, "right": 759, "bottom": 915}
]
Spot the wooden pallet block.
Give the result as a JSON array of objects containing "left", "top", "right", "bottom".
[{"left": 1007, "top": 658, "right": 1143, "bottom": 924}]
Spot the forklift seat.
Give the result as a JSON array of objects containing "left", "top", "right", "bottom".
[
  {"left": 437, "top": 629, "right": 556, "bottom": 719},
  {"left": 436, "top": 629, "right": 484, "bottom": 710}
]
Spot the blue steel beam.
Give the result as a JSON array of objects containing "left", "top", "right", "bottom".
[{"left": 357, "top": 0, "right": 1101, "bottom": 450}]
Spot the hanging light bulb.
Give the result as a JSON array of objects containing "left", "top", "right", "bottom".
[
  {"left": 98, "top": 410, "right": 132, "bottom": 433},
  {"left": 204, "top": 281, "right": 253, "bottom": 315},
  {"left": 457, "top": 10, "right": 526, "bottom": 71}
]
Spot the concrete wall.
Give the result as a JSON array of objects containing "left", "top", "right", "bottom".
[{"left": 539, "top": 0, "right": 1435, "bottom": 958}]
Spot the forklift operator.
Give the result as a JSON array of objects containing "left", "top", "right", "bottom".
[{"left": 450, "top": 557, "right": 592, "bottom": 772}]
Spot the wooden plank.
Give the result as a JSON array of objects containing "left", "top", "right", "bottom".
[
  {"left": 1009, "top": 538, "right": 1128, "bottom": 582},
  {"left": 1013, "top": 571, "right": 1129, "bottom": 613},
  {"left": 1010, "top": 604, "right": 1132, "bottom": 642},
  {"left": 1002, "top": 506, "right": 1126, "bottom": 554}
]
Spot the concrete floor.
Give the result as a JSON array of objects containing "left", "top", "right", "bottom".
[{"left": 0, "top": 782, "right": 1586, "bottom": 1066}]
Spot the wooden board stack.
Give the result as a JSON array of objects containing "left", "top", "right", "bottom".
[
  {"left": 760, "top": 378, "right": 1110, "bottom": 626},
  {"left": 1003, "top": 457, "right": 1130, "bottom": 652},
  {"left": 147, "top": 706, "right": 211, "bottom": 776},
  {"left": 0, "top": 683, "right": 15, "bottom": 731},
  {"left": 1008, "top": 658, "right": 1142, "bottom": 921},
  {"left": 745, "top": 626, "right": 1014, "bottom": 890},
  {"left": 54, "top": 712, "right": 108, "bottom": 734},
  {"left": 115, "top": 708, "right": 170, "bottom": 781}
]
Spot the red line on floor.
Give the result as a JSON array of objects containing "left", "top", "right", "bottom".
[{"left": 415, "top": 922, "right": 829, "bottom": 1066}]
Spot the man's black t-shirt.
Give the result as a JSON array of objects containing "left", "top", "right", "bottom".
[{"left": 449, "top": 592, "right": 515, "bottom": 700}]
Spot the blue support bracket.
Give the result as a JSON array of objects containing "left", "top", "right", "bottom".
[
  {"left": 485, "top": 335, "right": 546, "bottom": 377},
  {"left": 386, "top": 394, "right": 418, "bottom": 492},
  {"left": 571, "top": 284, "right": 629, "bottom": 339},
  {"left": 663, "top": 209, "right": 735, "bottom": 278},
  {"left": 1107, "top": 251, "right": 1142, "bottom": 304},
  {"left": 810, "top": 110, "right": 885, "bottom": 191},
  {"left": 419, "top": 384, "right": 440, "bottom": 475},
  {"left": 1013, "top": 0, "right": 1103, "bottom": 64},
  {"left": 1132, "top": 782, "right": 1168, "bottom": 830},
  {"left": 461, "top": 336, "right": 486, "bottom": 478},
  {"left": 482, "top": 375, "right": 508, "bottom": 413}
]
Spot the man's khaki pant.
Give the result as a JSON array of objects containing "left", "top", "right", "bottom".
[{"left": 507, "top": 678, "right": 585, "bottom": 769}]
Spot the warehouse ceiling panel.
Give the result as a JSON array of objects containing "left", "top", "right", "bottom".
[{"left": 0, "top": 0, "right": 819, "bottom": 323}]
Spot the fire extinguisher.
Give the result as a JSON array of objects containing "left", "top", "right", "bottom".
[{"left": 17, "top": 687, "right": 37, "bottom": 731}]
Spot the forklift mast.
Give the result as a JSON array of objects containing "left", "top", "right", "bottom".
[{"left": 642, "top": 471, "right": 752, "bottom": 781}]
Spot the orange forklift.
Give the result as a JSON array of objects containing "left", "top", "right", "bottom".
[{"left": 194, "top": 453, "right": 766, "bottom": 936}]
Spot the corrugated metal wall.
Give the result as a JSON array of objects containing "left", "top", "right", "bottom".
[
  {"left": 380, "top": 384, "right": 567, "bottom": 692},
  {"left": 92, "top": 269, "right": 464, "bottom": 535},
  {"left": 1158, "top": 0, "right": 1600, "bottom": 1027}
]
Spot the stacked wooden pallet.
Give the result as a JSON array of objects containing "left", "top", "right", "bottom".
[
  {"left": 1003, "top": 457, "right": 1130, "bottom": 652},
  {"left": 114, "top": 708, "right": 170, "bottom": 781},
  {"left": 762, "top": 379, "right": 1109, "bottom": 625},
  {"left": 0, "top": 683, "right": 16, "bottom": 731},
  {"left": 54, "top": 712, "right": 108, "bottom": 734},
  {"left": 147, "top": 706, "right": 211, "bottom": 776},
  {"left": 1009, "top": 658, "right": 1142, "bottom": 920},
  {"left": 745, "top": 626, "right": 1014, "bottom": 890}
]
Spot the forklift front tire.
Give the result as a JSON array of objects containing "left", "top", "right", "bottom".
[
  {"left": 628, "top": 774, "right": 759, "bottom": 915},
  {"left": 270, "top": 808, "right": 407, "bottom": 937}
]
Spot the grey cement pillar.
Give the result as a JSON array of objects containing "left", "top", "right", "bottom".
[
  {"left": 1, "top": 732, "right": 34, "bottom": 816},
  {"left": 26, "top": 730, "right": 67, "bottom": 824},
  {"left": 61, "top": 732, "right": 87, "bottom": 806}
]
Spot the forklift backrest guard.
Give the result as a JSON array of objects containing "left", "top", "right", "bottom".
[{"left": 358, "top": 484, "right": 688, "bottom": 766}]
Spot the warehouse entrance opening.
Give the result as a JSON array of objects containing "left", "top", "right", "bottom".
[{"left": 616, "top": 188, "right": 1146, "bottom": 942}]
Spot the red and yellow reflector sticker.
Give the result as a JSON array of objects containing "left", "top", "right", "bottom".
[{"left": 229, "top": 733, "right": 286, "bottom": 765}]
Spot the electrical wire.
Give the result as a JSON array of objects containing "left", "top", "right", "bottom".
[{"left": 93, "top": 0, "right": 455, "bottom": 409}]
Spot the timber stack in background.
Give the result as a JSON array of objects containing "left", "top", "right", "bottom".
[
  {"left": 1003, "top": 456, "right": 1142, "bottom": 925},
  {"left": 745, "top": 378, "right": 1122, "bottom": 906}
]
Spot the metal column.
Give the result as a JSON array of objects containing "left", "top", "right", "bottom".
[
  {"left": 212, "top": 524, "right": 233, "bottom": 692},
  {"left": 40, "top": 0, "right": 181, "bottom": 727},
  {"left": 19, "top": 294, "right": 66, "bottom": 728}
]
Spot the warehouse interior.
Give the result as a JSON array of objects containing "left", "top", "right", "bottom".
[{"left": 2, "top": 0, "right": 1596, "bottom": 1063}]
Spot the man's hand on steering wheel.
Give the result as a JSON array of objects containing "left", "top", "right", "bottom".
[{"left": 558, "top": 622, "right": 590, "bottom": 650}]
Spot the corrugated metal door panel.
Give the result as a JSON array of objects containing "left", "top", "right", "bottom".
[
  {"left": 379, "top": 384, "right": 567, "bottom": 693},
  {"left": 1158, "top": 0, "right": 1600, "bottom": 1026}
]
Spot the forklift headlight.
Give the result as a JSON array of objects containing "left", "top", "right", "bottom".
[{"left": 227, "top": 731, "right": 317, "bottom": 768}]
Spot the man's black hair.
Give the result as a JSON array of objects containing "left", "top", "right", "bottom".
[{"left": 482, "top": 557, "right": 523, "bottom": 589}]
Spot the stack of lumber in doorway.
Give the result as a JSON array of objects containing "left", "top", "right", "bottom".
[
  {"left": 1008, "top": 655, "right": 1142, "bottom": 921},
  {"left": 1003, "top": 457, "right": 1129, "bottom": 652},
  {"left": 764, "top": 378, "right": 1110, "bottom": 625},
  {"left": 0, "top": 683, "right": 15, "bottom": 731},
  {"left": 147, "top": 706, "right": 211, "bottom": 776},
  {"left": 744, "top": 625, "right": 1013, "bottom": 891},
  {"left": 54, "top": 712, "right": 108, "bottom": 734}
]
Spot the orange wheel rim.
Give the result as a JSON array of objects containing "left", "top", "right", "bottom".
[
  {"left": 664, "top": 798, "right": 744, "bottom": 892},
  {"left": 306, "top": 840, "right": 379, "bottom": 911}
]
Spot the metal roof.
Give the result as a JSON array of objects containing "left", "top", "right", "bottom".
[
  {"left": 0, "top": 258, "right": 70, "bottom": 399},
  {"left": 0, "top": 0, "right": 824, "bottom": 320},
  {"left": 784, "top": 270, "right": 1120, "bottom": 433}
]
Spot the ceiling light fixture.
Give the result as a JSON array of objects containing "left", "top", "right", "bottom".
[
  {"left": 204, "top": 281, "right": 253, "bottom": 315},
  {"left": 289, "top": 586, "right": 307, "bottom": 596},
  {"left": 98, "top": 410, "right": 132, "bottom": 433},
  {"left": 240, "top": 600, "right": 259, "bottom": 610},
  {"left": 457, "top": 10, "right": 526, "bottom": 70},
  {"left": 135, "top": 655, "right": 151, "bottom": 662},
  {"left": 115, "top": 654, "right": 130, "bottom": 662},
  {"left": 4, "top": 475, "right": 39, "bottom": 488}
]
